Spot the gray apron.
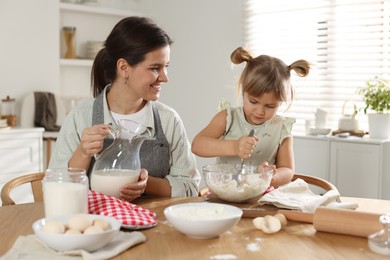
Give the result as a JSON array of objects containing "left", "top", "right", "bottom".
[{"left": 87, "top": 91, "right": 170, "bottom": 179}]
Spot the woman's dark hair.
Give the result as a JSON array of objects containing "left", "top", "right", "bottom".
[{"left": 91, "top": 16, "right": 173, "bottom": 97}]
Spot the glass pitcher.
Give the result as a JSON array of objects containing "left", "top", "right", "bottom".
[{"left": 90, "top": 119, "right": 151, "bottom": 198}]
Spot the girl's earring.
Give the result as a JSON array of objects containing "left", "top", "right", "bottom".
[{"left": 124, "top": 76, "right": 128, "bottom": 85}]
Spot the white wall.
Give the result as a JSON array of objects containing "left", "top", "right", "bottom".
[
  {"left": 142, "top": 0, "right": 244, "bottom": 170},
  {"left": 0, "top": 0, "right": 243, "bottom": 174},
  {"left": 0, "top": 0, "right": 60, "bottom": 124}
]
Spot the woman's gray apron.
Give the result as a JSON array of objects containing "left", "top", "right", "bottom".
[{"left": 87, "top": 92, "right": 170, "bottom": 179}]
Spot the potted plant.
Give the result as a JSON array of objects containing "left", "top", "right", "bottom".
[{"left": 357, "top": 76, "right": 390, "bottom": 139}]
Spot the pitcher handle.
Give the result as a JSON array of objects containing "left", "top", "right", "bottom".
[{"left": 93, "top": 123, "right": 117, "bottom": 160}]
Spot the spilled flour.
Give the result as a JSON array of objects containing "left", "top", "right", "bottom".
[
  {"left": 246, "top": 242, "right": 261, "bottom": 252},
  {"left": 209, "top": 240, "right": 261, "bottom": 259}
]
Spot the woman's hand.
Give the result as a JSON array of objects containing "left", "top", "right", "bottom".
[
  {"left": 235, "top": 134, "right": 258, "bottom": 159},
  {"left": 120, "top": 169, "right": 148, "bottom": 202},
  {"left": 69, "top": 124, "right": 111, "bottom": 170},
  {"left": 79, "top": 124, "right": 111, "bottom": 158}
]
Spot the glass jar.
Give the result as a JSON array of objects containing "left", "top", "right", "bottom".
[
  {"left": 63, "top": 26, "right": 77, "bottom": 59},
  {"left": 43, "top": 168, "right": 88, "bottom": 217},
  {"left": 1, "top": 96, "right": 16, "bottom": 126},
  {"left": 368, "top": 213, "right": 390, "bottom": 255}
]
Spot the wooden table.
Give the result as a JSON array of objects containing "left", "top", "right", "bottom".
[{"left": 0, "top": 196, "right": 389, "bottom": 259}]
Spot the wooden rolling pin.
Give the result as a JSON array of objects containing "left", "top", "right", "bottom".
[
  {"left": 242, "top": 207, "right": 314, "bottom": 223},
  {"left": 313, "top": 207, "right": 383, "bottom": 237},
  {"left": 242, "top": 207, "right": 383, "bottom": 237}
]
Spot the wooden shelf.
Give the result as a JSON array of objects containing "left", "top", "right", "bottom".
[
  {"left": 59, "top": 2, "right": 141, "bottom": 17},
  {"left": 58, "top": 0, "right": 143, "bottom": 96},
  {"left": 60, "top": 59, "right": 93, "bottom": 67}
]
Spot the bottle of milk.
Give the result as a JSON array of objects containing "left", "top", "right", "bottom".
[{"left": 43, "top": 168, "right": 89, "bottom": 218}]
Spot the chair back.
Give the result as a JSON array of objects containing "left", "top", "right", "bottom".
[
  {"left": 292, "top": 173, "right": 338, "bottom": 194},
  {"left": 1, "top": 172, "right": 45, "bottom": 206}
]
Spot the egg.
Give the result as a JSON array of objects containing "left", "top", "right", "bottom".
[
  {"left": 274, "top": 213, "right": 288, "bottom": 226},
  {"left": 93, "top": 219, "right": 110, "bottom": 231},
  {"left": 68, "top": 213, "right": 93, "bottom": 232},
  {"left": 252, "top": 217, "right": 264, "bottom": 230},
  {"left": 42, "top": 221, "right": 66, "bottom": 234},
  {"left": 84, "top": 225, "right": 104, "bottom": 234},
  {"left": 259, "top": 215, "right": 281, "bottom": 234},
  {"left": 65, "top": 228, "right": 82, "bottom": 235}
]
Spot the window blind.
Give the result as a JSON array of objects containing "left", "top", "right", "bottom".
[{"left": 244, "top": 0, "right": 390, "bottom": 134}]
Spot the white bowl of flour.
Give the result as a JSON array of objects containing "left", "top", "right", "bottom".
[{"left": 164, "top": 202, "right": 242, "bottom": 239}]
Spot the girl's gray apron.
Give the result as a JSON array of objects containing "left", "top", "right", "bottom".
[{"left": 87, "top": 92, "right": 170, "bottom": 179}]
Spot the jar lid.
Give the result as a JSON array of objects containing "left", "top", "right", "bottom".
[
  {"left": 2, "top": 96, "right": 15, "bottom": 102},
  {"left": 63, "top": 26, "right": 76, "bottom": 31}
]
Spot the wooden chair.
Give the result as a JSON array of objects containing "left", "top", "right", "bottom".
[
  {"left": 1, "top": 172, "right": 45, "bottom": 206},
  {"left": 292, "top": 173, "right": 338, "bottom": 193}
]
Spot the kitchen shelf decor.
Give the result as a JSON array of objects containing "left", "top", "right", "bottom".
[{"left": 58, "top": 0, "right": 143, "bottom": 97}]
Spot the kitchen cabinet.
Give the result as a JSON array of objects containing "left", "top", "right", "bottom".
[
  {"left": 293, "top": 135, "right": 390, "bottom": 199},
  {"left": 330, "top": 141, "right": 380, "bottom": 199},
  {"left": 59, "top": 1, "right": 142, "bottom": 98},
  {"left": 293, "top": 137, "right": 328, "bottom": 180},
  {"left": 293, "top": 137, "right": 329, "bottom": 194},
  {"left": 0, "top": 128, "right": 44, "bottom": 205}
]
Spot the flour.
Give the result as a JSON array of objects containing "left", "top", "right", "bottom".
[
  {"left": 246, "top": 242, "right": 261, "bottom": 252},
  {"left": 172, "top": 205, "right": 232, "bottom": 221},
  {"left": 208, "top": 174, "right": 269, "bottom": 202}
]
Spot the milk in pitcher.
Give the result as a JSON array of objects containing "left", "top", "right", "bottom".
[{"left": 91, "top": 169, "right": 140, "bottom": 198}]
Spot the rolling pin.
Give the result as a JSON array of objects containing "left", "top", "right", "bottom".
[
  {"left": 242, "top": 207, "right": 314, "bottom": 223},
  {"left": 242, "top": 207, "right": 383, "bottom": 237},
  {"left": 313, "top": 207, "right": 383, "bottom": 237}
]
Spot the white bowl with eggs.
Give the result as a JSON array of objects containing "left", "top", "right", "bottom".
[
  {"left": 164, "top": 202, "right": 242, "bottom": 239},
  {"left": 32, "top": 213, "right": 121, "bottom": 252}
]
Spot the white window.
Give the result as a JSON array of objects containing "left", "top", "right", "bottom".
[{"left": 244, "top": 0, "right": 390, "bottom": 134}]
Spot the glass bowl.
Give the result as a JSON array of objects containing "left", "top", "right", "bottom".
[{"left": 202, "top": 164, "right": 273, "bottom": 203}]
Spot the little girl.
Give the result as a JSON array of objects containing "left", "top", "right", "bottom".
[{"left": 192, "top": 47, "right": 310, "bottom": 188}]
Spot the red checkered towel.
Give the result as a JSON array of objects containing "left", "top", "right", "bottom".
[{"left": 88, "top": 190, "right": 158, "bottom": 227}]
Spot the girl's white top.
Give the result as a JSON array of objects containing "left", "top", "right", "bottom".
[{"left": 216, "top": 107, "right": 295, "bottom": 166}]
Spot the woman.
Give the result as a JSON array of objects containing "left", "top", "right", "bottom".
[{"left": 49, "top": 16, "right": 200, "bottom": 201}]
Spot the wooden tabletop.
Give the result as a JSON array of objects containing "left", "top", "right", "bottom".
[{"left": 0, "top": 196, "right": 389, "bottom": 259}]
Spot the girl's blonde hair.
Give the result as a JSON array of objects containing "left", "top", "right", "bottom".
[{"left": 231, "top": 47, "right": 310, "bottom": 108}]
